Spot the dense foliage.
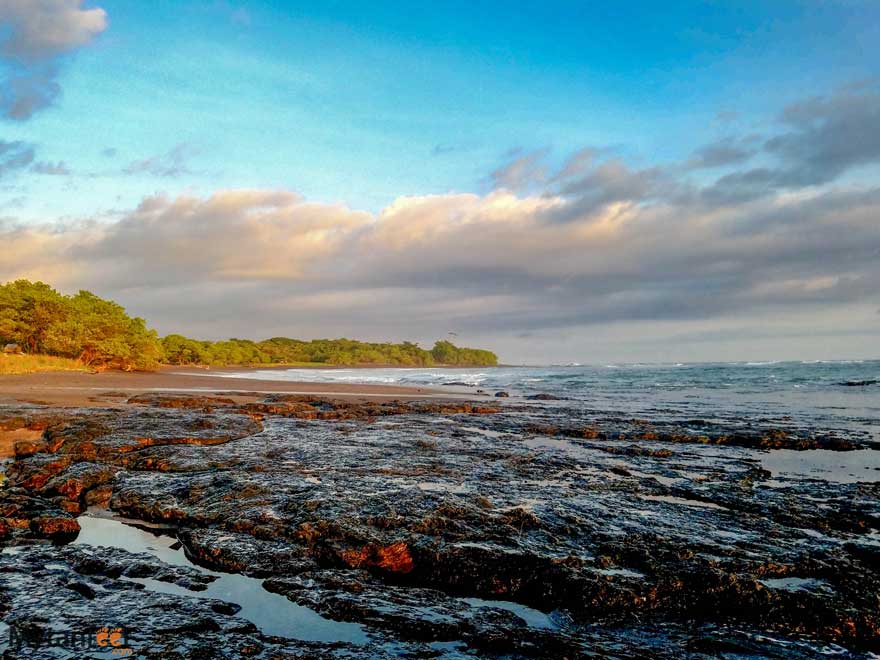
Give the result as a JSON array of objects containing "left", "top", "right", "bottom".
[
  {"left": 160, "top": 336, "right": 498, "bottom": 367},
  {"left": 0, "top": 280, "right": 161, "bottom": 370},
  {"left": 428, "top": 340, "right": 499, "bottom": 367},
  {"left": 0, "top": 280, "right": 498, "bottom": 370}
]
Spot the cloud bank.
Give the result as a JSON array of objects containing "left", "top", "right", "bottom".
[{"left": 1, "top": 86, "right": 878, "bottom": 361}]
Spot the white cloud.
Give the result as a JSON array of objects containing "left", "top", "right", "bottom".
[{"left": 0, "top": 178, "right": 877, "bottom": 362}]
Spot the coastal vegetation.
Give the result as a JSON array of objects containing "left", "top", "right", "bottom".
[
  {"left": 0, "top": 280, "right": 498, "bottom": 371},
  {"left": 160, "top": 336, "right": 497, "bottom": 368},
  {"left": 0, "top": 280, "right": 162, "bottom": 371}
]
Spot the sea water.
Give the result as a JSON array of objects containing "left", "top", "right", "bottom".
[{"left": 208, "top": 360, "right": 880, "bottom": 441}]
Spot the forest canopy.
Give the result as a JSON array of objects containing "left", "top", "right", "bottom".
[
  {"left": 0, "top": 280, "right": 498, "bottom": 370},
  {"left": 0, "top": 280, "right": 162, "bottom": 370}
]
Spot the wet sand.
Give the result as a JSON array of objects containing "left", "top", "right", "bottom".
[{"left": 0, "top": 367, "right": 453, "bottom": 408}]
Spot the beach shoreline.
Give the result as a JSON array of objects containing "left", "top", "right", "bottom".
[{"left": 0, "top": 367, "right": 458, "bottom": 408}]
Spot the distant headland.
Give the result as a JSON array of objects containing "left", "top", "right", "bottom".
[{"left": 0, "top": 280, "right": 498, "bottom": 372}]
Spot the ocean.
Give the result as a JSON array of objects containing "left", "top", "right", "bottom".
[{"left": 216, "top": 359, "right": 880, "bottom": 442}]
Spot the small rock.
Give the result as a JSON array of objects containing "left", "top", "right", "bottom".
[
  {"left": 29, "top": 514, "right": 80, "bottom": 541},
  {"left": 211, "top": 601, "right": 242, "bottom": 615},
  {"left": 66, "top": 579, "right": 96, "bottom": 599},
  {"left": 14, "top": 438, "right": 46, "bottom": 458}
]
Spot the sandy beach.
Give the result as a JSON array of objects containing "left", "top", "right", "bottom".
[{"left": 0, "top": 367, "right": 452, "bottom": 408}]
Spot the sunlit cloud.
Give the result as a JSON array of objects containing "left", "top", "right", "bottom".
[{"left": 1, "top": 80, "right": 878, "bottom": 361}]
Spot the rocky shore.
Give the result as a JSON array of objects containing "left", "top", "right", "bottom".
[{"left": 1, "top": 391, "right": 879, "bottom": 658}]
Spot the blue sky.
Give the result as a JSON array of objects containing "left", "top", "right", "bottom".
[
  {"left": 7, "top": 0, "right": 879, "bottom": 217},
  {"left": 1, "top": 1, "right": 879, "bottom": 362}
]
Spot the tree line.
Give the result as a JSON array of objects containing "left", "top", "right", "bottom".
[{"left": 0, "top": 280, "right": 498, "bottom": 370}]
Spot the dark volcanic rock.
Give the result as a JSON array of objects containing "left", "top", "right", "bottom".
[
  {"left": 178, "top": 528, "right": 318, "bottom": 576},
  {"left": 526, "top": 420, "right": 862, "bottom": 451},
  {"left": 0, "top": 489, "right": 80, "bottom": 541},
  {"left": 127, "top": 393, "right": 238, "bottom": 408},
  {"left": 1, "top": 392, "right": 878, "bottom": 657}
]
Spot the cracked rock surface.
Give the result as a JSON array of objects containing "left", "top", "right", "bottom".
[{"left": 1, "top": 393, "right": 878, "bottom": 658}]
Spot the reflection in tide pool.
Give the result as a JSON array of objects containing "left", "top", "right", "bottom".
[
  {"left": 760, "top": 449, "right": 880, "bottom": 484},
  {"left": 460, "top": 598, "right": 558, "bottom": 630},
  {"left": 74, "top": 515, "right": 369, "bottom": 644}
]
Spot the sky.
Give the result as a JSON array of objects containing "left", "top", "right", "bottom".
[{"left": 1, "top": 0, "right": 879, "bottom": 364}]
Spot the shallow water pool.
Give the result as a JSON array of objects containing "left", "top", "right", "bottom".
[
  {"left": 73, "top": 514, "right": 369, "bottom": 644},
  {"left": 760, "top": 449, "right": 880, "bottom": 484}
]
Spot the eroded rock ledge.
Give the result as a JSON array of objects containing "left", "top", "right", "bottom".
[{"left": 1, "top": 393, "right": 878, "bottom": 658}]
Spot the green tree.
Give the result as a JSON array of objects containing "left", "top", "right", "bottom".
[
  {"left": 161, "top": 334, "right": 206, "bottom": 365},
  {"left": 431, "top": 340, "right": 497, "bottom": 366},
  {"left": 0, "top": 280, "right": 68, "bottom": 353},
  {"left": 43, "top": 291, "right": 163, "bottom": 370}
]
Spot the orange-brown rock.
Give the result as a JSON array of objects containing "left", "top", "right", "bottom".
[
  {"left": 341, "top": 542, "right": 414, "bottom": 574},
  {"left": 13, "top": 437, "right": 47, "bottom": 458},
  {"left": 29, "top": 514, "right": 80, "bottom": 540}
]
